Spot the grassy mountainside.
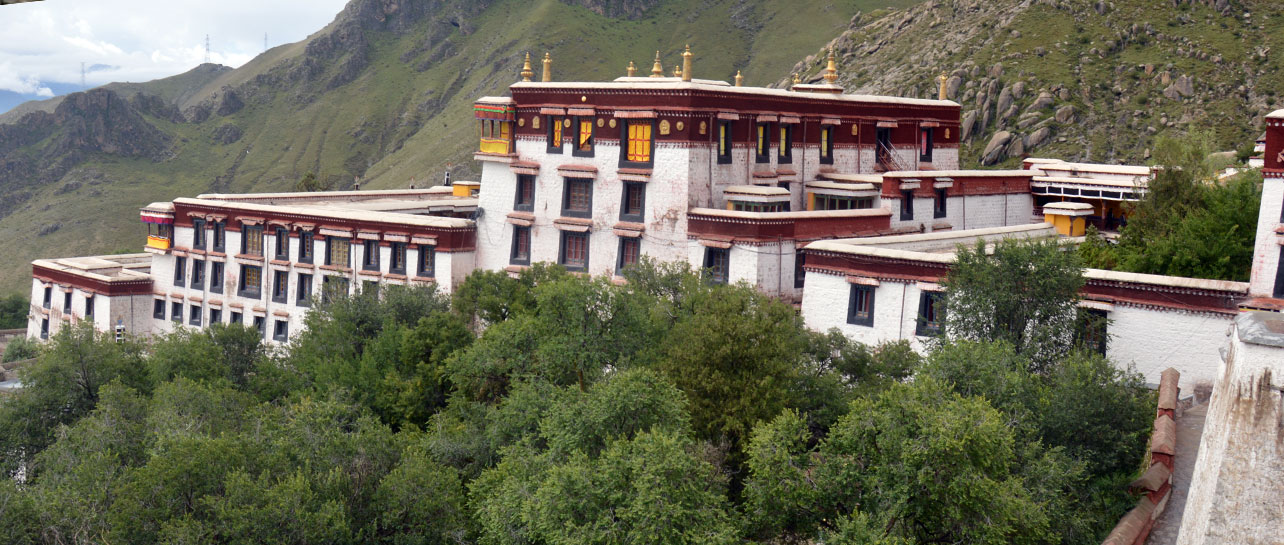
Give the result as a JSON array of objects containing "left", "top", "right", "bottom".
[
  {"left": 788, "top": 0, "right": 1280, "bottom": 167},
  {"left": 0, "top": 0, "right": 918, "bottom": 296}
]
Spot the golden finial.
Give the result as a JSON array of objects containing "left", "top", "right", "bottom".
[
  {"left": 681, "top": 44, "right": 693, "bottom": 82},
  {"left": 542, "top": 52, "right": 552, "bottom": 82},
  {"left": 734, "top": 70, "right": 743, "bottom": 87},
  {"left": 823, "top": 50, "right": 838, "bottom": 84},
  {"left": 650, "top": 51, "right": 664, "bottom": 77},
  {"left": 627, "top": 61, "right": 637, "bottom": 77},
  {"left": 792, "top": 73, "right": 801, "bottom": 86},
  {"left": 672, "top": 65, "right": 681, "bottom": 77},
  {"left": 520, "top": 52, "right": 533, "bottom": 82},
  {"left": 937, "top": 71, "right": 948, "bottom": 100}
]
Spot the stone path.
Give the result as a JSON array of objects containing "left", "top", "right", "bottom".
[{"left": 1146, "top": 402, "right": 1207, "bottom": 545}]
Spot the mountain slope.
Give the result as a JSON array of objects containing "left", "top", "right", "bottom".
[{"left": 0, "top": 0, "right": 918, "bottom": 295}]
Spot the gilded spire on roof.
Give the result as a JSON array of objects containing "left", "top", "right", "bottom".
[
  {"left": 542, "top": 52, "right": 552, "bottom": 82},
  {"left": 734, "top": 70, "right": 743, "bottom": 87},
  {"left": 627, "top": 61, "right": 637, "bottom": 77},
  {"left": 650, "top": 51, "right": 664, "bottom": 77},
  {"left": 672, "top": 65, "right": 681, "bottom": 77},
  {"left": 520, "top": 52, "right": 533, "bottom": 82},
  {"left": 936, "top": 71, "right": 948, "bottom": 100},
  {"left": 823, "top": 50, "right": 838, "bottom": 84},
  {"left": 792, "top": 73, "right": 800, "bottom": 86},
  {"left": 681, "top": 44, "right": 693, "bottom": 82}
]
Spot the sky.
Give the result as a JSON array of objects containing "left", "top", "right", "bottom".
[{"left": 0, "top": 0, "right": 350, "bottom": 110}]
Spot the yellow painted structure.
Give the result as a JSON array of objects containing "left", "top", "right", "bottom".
[
  {"left": 1044, "top": 213, "right": 1087, "bottom": 236},
  {"left": 146, "top": 236, "right": 172, "bottom": 250}
]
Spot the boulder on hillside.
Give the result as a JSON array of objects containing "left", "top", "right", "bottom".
[
  {"left": 1026, "top": 126, "right": 1052, "bottom": 149},
  {"left": 961, "top": 110, "right": 978, "bottom": 141},
  {"left": 1055, "top": 105, "right": 1076, "bottom": 123},
  {"left": 982, "top": 131, "right": 1013, "bottom": 165},
  {"left": 946, "top": 75, "right": 962, "bottom": 99},
  {"left": 1027, "top": 92, "right": 1054, "bottom": 111},
  {"left": 997, "top": 85, "right": 1014, "bottom": 114}
]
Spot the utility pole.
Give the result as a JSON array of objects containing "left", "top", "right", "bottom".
[
  {"left": 264, "top": 33, "right": 268, "bottom": 52},
  {"left": 80, "top": 62, "right": 86, "bottom": 89},
  {"left": 204, "top": 34, "right": 211, "bottom": 63}
]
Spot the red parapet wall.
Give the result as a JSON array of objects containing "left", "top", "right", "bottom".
[
  {"left": 687, "top": 210, "right": 891, "bottom": 243},
  {"left": 32, "top": 264, "right": 153, "bottom": 297},
  {"left": 1102, "top": 367, "right": 1180, "bottom": 545}
]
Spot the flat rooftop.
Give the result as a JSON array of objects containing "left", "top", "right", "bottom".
[{"left": 32, "top": 253, "right": 152, "bottom": 282}]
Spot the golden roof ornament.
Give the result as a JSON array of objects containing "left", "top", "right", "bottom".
[
  {"left": 823, "top": 50, "right": 838, "bottom": 84},
  {"left": 734, "top": 70, "right": 743, "bottom": 87},
  {"left": 792, "top": 73, "right": 801, "bottom": 86},
  {"left": 627, "top": 61, "right": 637, "bottom": 77},
  {"left": 650, "top": 51, "right": 664, "bottom": 77},
  {"left": 672, "top": 65, "right": 681, "bottom": 77},
  {"left": 542, "top": 52, "right": 552, "bottom": 82},
  {"left": 520, "top": 52, "right": 533, "bottom": 82},
  {"left": 681, "top": 44, "right": 693, "bottom": 82},
  {"left": 937, "top": 71, "right": 948, "bottom": 100}
]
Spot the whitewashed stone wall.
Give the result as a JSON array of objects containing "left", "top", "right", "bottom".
[
  {"left": 1105, "top": 305, "right": 1233, "bottom": 391},
  {"left": 1248, "top": 174, "right": 1283, "bottom": 297},
  {"left": 800, "top": 273, "right": 937, "bottom": 351},
  {"left": 26, "top": 279, "right": 154, "bottom": 341}
]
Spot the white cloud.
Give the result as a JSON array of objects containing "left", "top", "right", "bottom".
[{"left": 0, "top": 0, "right": 350, "bottom": 92}]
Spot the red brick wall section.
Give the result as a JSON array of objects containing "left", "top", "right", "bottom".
[{"left": 1102, "top": 367, "right": 1180, "bottom": 545}]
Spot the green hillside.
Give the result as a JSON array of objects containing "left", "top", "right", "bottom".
[{"left": 0, "top": 0, "right": 918, "bottom": 295}]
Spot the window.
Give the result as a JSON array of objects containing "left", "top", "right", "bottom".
[
  {"left": 511, "top": 226, "right": 531, "bottom": 265},
  {"left": 617, "top": 238, "right": 640, "bottom": 273},
  {"left": 514, "top": 174, "right": 535, "bottom": 211},
  {"left": 230, "top": 312, "right": 243, "bottom": 325},
  {"left": 239, "top": 265, "right": 262, "bottom": 298},
  {"left": 63, "top": 291, "right": 71, "bottom": 312},
  {"left": 1274, "top": 247, "right": 1284, "bottom": 298},
  {"left": 326, "top": 238, "right": 351, "bottom": 268},
  {"left": 778, "top": 124, "right": 793, "bottom": 164},
  {"left": 559, "top": 232, "right": 589, "bottom": 272},
  {"left": 192, "top": 259, "right": 205, "bottom": 290},
  {"left": 916, "top": 291, "right": 944, "bottom": 337},
  {"left": 84, "top": 295, "right": 94, "bottom": 317},
  {"left": 717, "top": 121, "right": 733, "bottom": 164},
  {"left": 362, "top": 242, "right": 381, "bottom": 271},
  {"left": 547, "top": 116, "right": 563, "bottom": 153},
  {"left": 189, "top": 304, "right": 202, "bottom": 326},
  {"left": 820, "top": 126, "right": 834, "bottom": 164},
  {"left": 417, "top": 245, "right": 435, "bottom": 278},
  {"left": 363, "top": 280, "right": 380, "bottom": 296},
  {"left": 297, "top": 273, "right": 313, "bottom": 306},
  {"left": 299, "top": 232, "right": 314, "bottom": 263},
  {"left": 847, "top": 285, "right": 875, "bottom": 327},
  {"left": 620, "top": 182, "right": 645, "bottom": 222},
  {"left": 242, "top": 226, "right": 264, "bottom": 256},
  {"left": 253, "top": 316, "right": 266, "bottom": 338},
  {"left": 730, "top": 201, "right": 786, "bottom": 213},
  {"left": 1076, "top": 308, "right": 1109, "bottom": 355},
  {"left": 919, "top": 127, "right": 934, "bottom": 162},
  {"left": 755, "top": 122, "right": 771, "bottom": 163},
  {"left": 42, "top": 286, "right": 51, "bottom": 309},
  {"left": 562, "top": 178, "right": 593, "bottom": 218},
  {"left": 192, "top": 218, "right": 205, "bottom": 249},
  {"left": 384, "top": 242, "right": 405, "bottom": 274},
  {"left": 934, "top": 188, "right": 947, "bottom": 219},
  {"left": 794, "top": 250, "right": 806, "bottom": 289},
  {"left": 210, "top": 262, "right": 224, "bottom": 294},
  {"left": 703, "top": 247, "right": 729, "bottom": 284},
  {"left": 573, "top": 117, "right": 593, "bottom": 157},
  {"left": 212, "top": 221, "right": 225, "bottom": 252},
  {"left": 322, "top": 276, "right": 350, "bottom": 303},
  {"left": 815, "top": 195, "right": 873, "bottom": 211},
  {"left": 272, "top": 270, "right": 288, "bottom": 303},
  {"left": 210, "top": 308, "right": 222, "bottom": 324},
  {"left": 40, "top": 318, "right": 48, "bottom": 339},
  {"left": 171, "top": 301, "right": 182, "bottom": 322},
  {"left": 274, "top": 227, "right": 289, "bottom": 259},
  {"left": 273, "top": 319, "right": 289, "bottom": 342},
  {"left": 622, "top": 121, "right": 653, "bottom": 165},
  {"left": 174, "top": 256, "right": 186, "bottom": 287},
  {"left": 153, "top": 299, "right": 166, "bottom": 319},
  {"left": 900, "top": 190, "right": 914, "bottom": 221}
]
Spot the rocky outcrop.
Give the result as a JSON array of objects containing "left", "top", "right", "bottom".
[
  {"left": 982, "top": 131, "right": 1012, "bottom": 165},
  {"left": 48, "top": 89, "right": 171, "bottom": 161},
  {"left": 212, "top": 123, "right": 244, "bottom": 145},
  {"left": 559, "top": 0, "right": 660, "bottom": 19}
]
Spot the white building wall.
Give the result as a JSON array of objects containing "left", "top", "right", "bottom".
[
  {"left": 475, "top": 159, "right": 520, "bottom": 273},
  {"left": 927, "top": 147, "right": 960, "bottom": 170},
  {"left": 1248, "top": 175, "right": 1283, "bottom": 297},
  {"left": 801, "top": 273, "right": 936, "bottom": 351},
  {"left": 1105, "top": 305, "right": 1233, "bottom": 391}
]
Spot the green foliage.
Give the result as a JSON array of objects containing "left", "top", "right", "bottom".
[
  {"left": 2, "top": 334, "right": 39, "bottom": 363},
  {"left": 0, "top": 294, "right": 26, "bottom": 329},
  {"left": 943, "top": 237, "right": 1085, "bottom": 372}
]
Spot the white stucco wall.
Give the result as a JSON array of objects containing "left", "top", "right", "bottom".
[
  {"left": 800, "top": 273, "right": 937, "bottom": 351},
  {"left": 1104, "top": 305, "right": 1233, "bottom": 391},
  {"left": 1247, "top": 174, "right": 1282, "bottom": 297}
]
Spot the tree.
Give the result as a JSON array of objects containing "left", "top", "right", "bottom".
[
  {"left": 295, "top": 171, "right": 324, "bottom": 192},
  {"left": 0, "top": 294, "right": 27, "bottom": 329},
  {"left": 942, "top": 237, "right": 1085, "bottom": 372},
  {"left": 2, "top": 335, "right": 39, "bottom": 363}
]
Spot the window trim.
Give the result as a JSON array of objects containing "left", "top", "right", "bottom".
[
  {"left": 153, "top": 299, "right": 166, "bottom": 319},
  {"left": 559, "top": 231, "right": 590, "bottom": 272},
  {"left": 230, "top": 312, "right": 243, "bottom": 325},
  {"left": 189, "top": 304, "right": 202, "bottom": 326},
  {"left": 192, "top": 259, "right": 205, "bottom": 291},
  {"left": 546, "top": 116, "right": 564, "bottom": 154},
  {"left": 210, "top": 308, "right": 222, "bottom": 325},
  {"left": 572, "top": 116, "right": 594, "bottom": 157},
  {"left": 819, "top": 125, "right": 835, "bottom": 165},
  {"left": 417, "top": 245, "right": 436, "bottom": 278},
  {"left": 297, "top": 273, "right": 313, "bottom": 307},
  {"left": 794, "top": 250, "right": 806, "bottom": 289},
  {"left": 298, "top": 231, "right": 315, "bottom": 264},
  {"left": 171, "top": 301, "right": 182, "bottom": 323},
  {"left": 933, "top": 188, "right": 948, "bottom": 219},
  {"left": 514, "top": 174, "right": 535, "bottom": 212},
  {"left": 325, "top": 237, "right": 351, "bottom": 268},
  {"left": 389, "top": 242, "right": 407, "bottom": 275},
  {"left": 919, "top": 127, "right": 934, "bottom": 162},
  {"left": 209, "top": 262, "right": 224, "bottom": 294},
  {"left": 42, "top": 286, "right": 51, "bottom": 309},
  {"left": 703, "top": 247, "right": 730, "bottom": 284},
  {"left": 173, "top": 256, "right": 186, "bottom": 287},
  {"left": 755, "top": 122, "right": 772, "bottom": 163},
  {"left": 238, "top": 264, "right": 263, "bottom": 299},
  {"left": 510, "top": 226, "right": 531, "bottom": 266},
  {"left": 778, "top": 124, "right": 793, "bottom": 164},
  {"left": 620, "top": 181, "right": 646, "bottom": 222},
  {"left": 561, "top": 177, "right": 594, "bottom": 219},
  {"left": 617, "top": 237, "right": 640, "bottom": 274},
  {"left": 273, "top": 319, "right": 289, "bottom": 342},
  {"left": 900, "top": 190, "right": 915, "bottom": 221},
  {"left": 274, "top": 227, "right": 289, "bottom": 260},
  {"left": 847, "top": 284, "right": 875, "bottom": 327},
  {"left": 717, "top": 121, "right": 733, "bottom": 164},
  {"left": 242, "top": 225, "right": 264, "bottom": 256},
  {"left": 362, "top": 241, "right": 381, "bottom": 272},
  {"left": 619, "top": 120, "right": 656, "bottom": 168},
  {"left": 212, "top": 221, "right": 226, "bottom": 252},
  {"left": 192, "top": 218, "right": 206, "bottom": 249},
  {"left": 915, "top": 290, "right": 944, "bottom": 337},
  {"left": 271, "top": 270, "right": 289, "bottom": 304}
]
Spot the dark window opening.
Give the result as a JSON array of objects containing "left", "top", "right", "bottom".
[
  {"left": 174, "top": 256, "right": 186, "bottom": 287},
  {"left": 794, "top": 250, "right": 806, "bottom": 289},
  {"left": 511, "top": 226, "right": 531, "bottom": 265},
  {"left": 192, "top": 260, "right": 206, "bottom": 291},
  {"left": 63, "top": 291, "right": 71, "bottom": 312},
  {"left": 212, "top": 221, "right": 225, "bottom": 252},
  {"left": 299, "top": 232, "right": 314, "bottom": 263},
  {"left": 210, "top": 262, "right": 224, "bottom": 294},
  {"left": 934, "top": 188, "right": 947, "bottom": 219},
  {"left": 230, "top": 312, "right": 243, "bottom": 325},
  {"left": 362, "top": 242, "right": 381, "bottom": 272},
  {"left": 210, "top": 308, "right": 222, "bottom": 324},
  {"left": 192, "top": 218, "right": 206, "bottom": 249},
  {"left": 617, "top": 238, "right": 640, "bottom": 273},
  {"left": 703, "top": 247, "right": 729, "bottom": 284},
  {"left": 42, "top": 286, "right": 51, "bottom": 309},
  {"left": 253, "top": 316, "right": 265, "bottom": 338},
  {"left": 273, "top": 319, "right": 289, "bottom": 342},
  {"left": 1075, "top": 308, "right": 1109, "bottom": 356},
  {"left": 717, "top": 121, "right": 733, "bottom": 164},
  {"left": 389, "top": 242, "right": 407, "bottom": 274},
  {"left": 363, "top": 280, "right": 380, "bottom": 296},
  {"left": 272, "top": 270, "right": 288, "bottom": 303},
  {"left": 84, "top": 294, "right": 94, "bottom": 317},
  {"left": 920, "top": 127, "right": 934, "bottom": 162},
  {"left": 515, "top": 174, "right": 535, "bottom": 211},
  {"left": 559, "top": 232, "right": 589, "bottom": 272},
  {"left": 755, "top": 122, "right": 771, "bottom": 163},
  {"left": 171, "top": 302, "right": 182, "bottom": 323},
  {"left": 847, "top": 284, "right": 875, "bottom": 327},
  {"left": 820, "top": 126, "right": 834, "bottom": 165},
  {"left": 778, "top": 124, "right": 793, "bottom": 164},
  {"left": 153, "top": 299, "right": 166, "bottom": 319},
  {"left": 322, "top": 276, "right": 350, "bottom": 303},
  {"left": 274, "top": 228, "right": 289, "bottom": 259},
  {"left": 418, "top": 245, "right": 435, "bottom": 278},
  {"left": 242, "top": 226, "right": 264, "bottom": 256},
  {"left": 621, "top": 182, "right": 645, "bottom": 222},
  {"left": 1274, "top": 247, "right": 1284, "bottom": 298},
  {"left": 900, "top": 190, "right": 915, "bottom": 221},
  {"left": 297, "top": 273, "right": 312, "bottom": 307},
  {"left": 239, "top": 265, "right": 262, "bottom": 299},
  {"left": 875, "top": 127, "right": 893, "bottom": 170},
  {"left": 40, "top": 319, "right": 48, "bottom": 339},
  {"left": 916, "top": 291, "right": 944, "bottom": 337},
  {"left": 815, "top": 195, "right": 873, "bottom": 211},
  {"left": 189, "top": 304, "right": 202, "bottom": 326},
  {"left": 562, "top": 178, "right": 593, "bottom": 218}
]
